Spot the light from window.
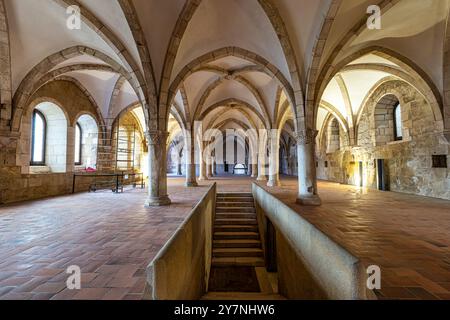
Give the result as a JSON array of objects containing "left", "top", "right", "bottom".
[
  {"left": 31, "top": 110, "right": 46, "bottom": 165},
  {"left": 394, "top": 103, "right": 403, "bottom": 140},
  {"left": 75, "top": 123, "right": 82, "bottom": 165}
]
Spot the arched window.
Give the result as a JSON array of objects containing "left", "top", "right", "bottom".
[
  {"left": 75, "top": 114, "right": 98, "bottom": 170},
  {"left": 31, "top": 110, "right": 46, "bottom": 165},
  {"left": 74, "top": 123, "right": 82, "bottom": 165},
  {"left": 394, "top": 103, "right": 403, "bottom": 141},
  {"left": 29, "top": 102, "right": 68, "bottom": 173},
  {"left": 327, "top": 118, "right": 340, "bottom": 153},
  {"left": 374, "top": 95, "right": 401, "bottom": 146}
]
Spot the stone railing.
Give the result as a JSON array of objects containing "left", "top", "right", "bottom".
[
  {"left": 252, "top": 183, "right": 376, "bottom": 300},
  {"left": 146, "top": 183, "right": 216, "bottom": 300}
]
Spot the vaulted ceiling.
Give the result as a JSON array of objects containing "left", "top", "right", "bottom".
[{"left": 4, "top": 0, "right": 449, "bottom": 139}]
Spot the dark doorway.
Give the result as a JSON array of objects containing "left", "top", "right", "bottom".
[
  {"left": 376, "top": 159, "right": 390, "bottom": 191},
  {"left": 358, "top": 161, "right": 364, "bottom": 187},
  {"left": 266, "top": 219, "right": 277, "bottom": 272}
]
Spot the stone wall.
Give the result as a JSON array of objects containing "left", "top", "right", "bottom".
[
  {"left": 317, "top": 81, "right": 450, "bottom": 200},
  {"left": 0, "top": 80, "right": 103, "bottom": 204},
  {"left": 0, "top": 0, "right": 12, "bottom": 130},
  {"left": 327, "top": 118, "right": 340, "bottom": 153},
  {"left": 253, "top": 183, "right": 372, "bottom": 300},
  {"left": 146, "top": 183, "right": 216, "bottom": 300},
  {"left": 113, "top": 111, "right": 146, "bottom": 172}
]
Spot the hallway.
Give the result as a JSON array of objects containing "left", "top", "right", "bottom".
[{"left": 0, "top": 176, "right": 449, "bottom": 299}]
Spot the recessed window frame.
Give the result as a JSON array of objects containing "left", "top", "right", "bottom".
[
  {"left": 432, "top": 155, "right": 448, "bottom": 168},
  {"left": 394, "top": 102, "right": 403, "bottom": 141},
  {"left": 74, "top": 122, "right": 83, "bottom": 166},
  {"left": 30, "top": 109, "right": 47, "bottom": 166}
]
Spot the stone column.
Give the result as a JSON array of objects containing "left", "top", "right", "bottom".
[
  {"left": 206, "top": 155, "right": 212, "bottom": 178},
  {"left": 257, "top": 131, "right": 267, "bottom": 181},
  {"left": 0, "top": 0, "right": 12, "bottom": 132},
  {"left": 145, "top": 130, "right": 171, "bottom": 206},
  {"left": 177, "top": 161, "right": 182, "bottom": 176},
  {"left": 267, "top": 131, "right": 281, "bottom": 187},
  {"left": 296, "top": 129, "right": 321, "bottom": 206},
  {"left": 198, "top": 142, "right": 208, "bottom": 181},
  {"left": 185, "top": 132, "right": 198, "bottom": 187},
  {"left": 251, "top": 163, "right": 258, "bottom": 178},
  {"left": 257, "top": 152, "right": 267, "bottom": 181},
  {"left": 66, "top": 126, "right": 75, "bottom": 173},
  {"left": 210, "top": 157, "right": 215, "bottom": 177}
]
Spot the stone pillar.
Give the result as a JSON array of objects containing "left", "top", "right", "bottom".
[
  {"left": 206, "top": 156, "right": 212, "bottom": 178},
  {"left": 198, "top": 142, "right": 207, "bottom": 181},
  {"left": 296, "top": 129, "right": 321, "bottom": 206},
  {"left": 145, "top": 130, "right": 171, "bottom": 206},
  {"left": 209, "top": 157, "right": 215, "bottom": 178},
  {"left": 257, "top": 152, "right": 267, "bottom": 181},
  {"left": 177, "top": 162, "right": 182, "bottom": 176},
  {"left": 0, "top": 0, "right": 12, "bottom": 132},
  {"left": 267, "top": 131, "right": 281, "bottom": 187},
  {"left": 66, "top": 126, "right": 75, "bottom": 173},
  {"left": 257, "top": 131, "right": 267, "bottom": 181},
  {"left": 185, "top": 132, "right": 198, "bottom": 187},
  {"left": 251, "top": 163, "right": 258, "bottom": 178}
]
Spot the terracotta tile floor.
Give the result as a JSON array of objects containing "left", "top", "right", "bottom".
[
  {"left": 0, "top": 175, "right": 449, "bottom": 300},
  {"left": 254, "top": 177, "right": 450, "bottom": 300},
  {"left": 0, "top": 178, "right": 211, "bottom": 300}
]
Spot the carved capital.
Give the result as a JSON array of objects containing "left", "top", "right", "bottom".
[
  {"left": 295, "top": 129, "right": 318, "bottom": 145},
  {"left": 145, "top": 130, "right": 169, "bottom": 146}
]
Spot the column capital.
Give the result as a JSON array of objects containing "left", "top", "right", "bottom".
[
  {"left": 145, "top": 130, "right": 169, "bottom": 146},
  {"left": 295, "top": 128, "right": 318, "bottom": 146}
]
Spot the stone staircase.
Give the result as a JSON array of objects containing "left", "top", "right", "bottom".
[
  {"left": 212, "top": 193, "right": 265, "bottom": 267},
  {"left": 202, "top": 292, "right": 286, "bottom": 300}
]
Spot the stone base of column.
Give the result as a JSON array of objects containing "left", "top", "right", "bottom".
[
  {"left": 256, "top": 175, "right": 267, "bottom": 181},
  {"left": 198, "top": 175, "right": 208, "bottom": 181},
  {"left": 251, "top": 173, "right": 257, "bottom": 178},
  {"left": 296, "top": 194, "right": 322, "bottom": 206},
  {"left": 145, "top": 195, "right": 172, "bottom": 207},
  {"left": 267, "top": 179, "right": 281, "bottom": 187},
  {"left": 185, "top": 181, "right": 198, "bottom": 187}
]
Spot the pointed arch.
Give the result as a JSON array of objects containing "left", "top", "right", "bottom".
[
  {"left": 168, "top": 47, "right": 295, "bottom": 129},
  {"left": 12, "top": 46, "right": 145, "bottom": 131}
]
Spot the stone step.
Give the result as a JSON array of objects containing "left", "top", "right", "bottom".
[
  {"left": 216, "top": 197, "right": 254, "bottom": 203},
  {"left": 213, "top": 248, "right": 264, "bottom": 258},
  {"left": 202, "top": 292, "right": 286, "bottom": 300},
  {"left": 211, "top": 257, "right": 265, "bottom": 267},
  {"left": 215, "top": 218, "right": 257, "bottom": 225},
  {"left": 214, "top": 225, "right": 258, "bottom": 233},
  {"left": 216, "top": 202, "right": 254, "bottom": 208},
  {"left": 213, "top": 239, "right": 262, "bottom": 249},
  {"left": 216, "top": 213, "right": 256, "bottom": 220},
  {"left": 214, "top": 232, "right": 260, "bottom": 240},
  {"left": 217, "top": 193, "right": 253, "bottom": 198},
  {"left": 216, "top": 207, "right": 256, "bottom": 213}
]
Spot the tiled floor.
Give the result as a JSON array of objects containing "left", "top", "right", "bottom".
[
  {"left": 0, "top": 175, "right": 449, "bottom": 300},
  {"left": 0, "top": 178, "right": 211, "bottom": 300},
  {"left": 255, "top": 177, "right": 450, "bottom": 300}
]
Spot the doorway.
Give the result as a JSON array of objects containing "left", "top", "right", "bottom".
[
  {"left": 376, "top": 159, "right": 390, "bottom": 191},
  {"left": 358, "top": 161, "right": 364, "bottom": 187}
]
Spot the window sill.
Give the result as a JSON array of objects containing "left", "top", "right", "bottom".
[
  {"left": 387, "top": 138, "right": 411, "bottom": 146},
  {"left": 29, "top": 166, "right": 52, "bottom": 174}
]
